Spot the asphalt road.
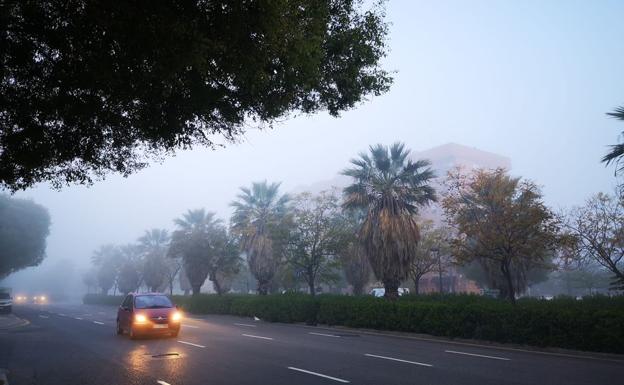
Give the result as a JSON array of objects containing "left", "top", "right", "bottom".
[{"left": 0, "top": 303, "right": 622, "bottom": 385}]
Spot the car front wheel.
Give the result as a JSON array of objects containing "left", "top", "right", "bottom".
[
  {"left": 129, "top": 326, "right": 139, "bottom": 340},
  {"left": 116, "top": 320, "right": 123, "bottom": 335}
]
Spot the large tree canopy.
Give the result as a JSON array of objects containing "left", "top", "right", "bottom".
[
  {"left": 0, "top": 0, "right": 391, "bottom": 190},
  {"left": 0, "top": 194, "right": 51, "bottom": 278}
]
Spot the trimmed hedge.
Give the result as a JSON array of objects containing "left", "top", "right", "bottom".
[{"left": 83, "top": 292, "right": 624, "bottom": 354}]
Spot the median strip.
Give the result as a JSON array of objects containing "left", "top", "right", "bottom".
[
  {"left": 309, "top": 332, "right": 340, "bottom": 338},
  {"left": 287, "top": 367, "right": 349, "bottom": 383},
  {"left": 445, "top": 350, "right": 510, "bottom": 361},
  {"left": 364, "top": 353, "right": 432, "bottom": 367},
  {"left": 177, "top": 340, "right": 206, "bottom": 348},
  {"left": 242, "top": 334, "right": 273, "bottom": 340}
]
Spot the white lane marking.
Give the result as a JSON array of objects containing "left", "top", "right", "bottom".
[
  {"left": 234, "top": 323, "right": 256, "bottom": 328},
  {"left": 39, "top": 315, "right": 49, "bottom": 319},
  {"left": 74, "top": 317, "right": 83, "bottom": 320},
  {"left": 93, "top": 321, "right": 105, "bottom": 325},
  {"left": 309, "top": 332, "right": 340, "bottom": 338},
  {"left": 59, "top": 313, "right": 66, "bottom": 316},
  {"left": 364, "top": 353, "right": 432, "bottom": 367},
  {"left": 177, "top": 340, "right": 206, "bottom": 348},
  {"left": 445, "top": 350, "right": 510, "bottom": 361},
  {"left": 156, "top": 381, "right": 171, "bottom": 385},
  {"left": 287, "top": 367, "right": 349, "bottom": 383},
  {"left": 98, "top": 312, "right": 106, "bottom": 315},
  {"left": 242, "top": 333, "right": 273, "bottom": 340},
  {"left": 182, "top": 324, "right": 199, "bottom": 328}
]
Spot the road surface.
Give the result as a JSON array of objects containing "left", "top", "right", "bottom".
[{"left": 0, "top": 303, "right": 621, "bottom": 385}]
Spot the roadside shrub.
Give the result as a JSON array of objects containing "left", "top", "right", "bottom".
[{"left": 81, "top": 292, "right": 624, "bottom": 353}]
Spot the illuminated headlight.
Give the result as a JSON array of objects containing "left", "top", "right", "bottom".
[
  {"left": 33, "top": 296, "right": 38, "bottom": 300},
  {"left": 170, "top": 311, "right": 182, "bottom": 322},
  {"left": 134, "top": 314, "right": 148, "bottom": 324},
  {"left": 40, "top": 296, "right": 46, "bottom": 301}
]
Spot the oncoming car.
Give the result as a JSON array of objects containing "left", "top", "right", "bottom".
[
  {"left": 116, "top": 293, "right": 182, "bottom": 339},
  {"left": 32, "top": 295, "right": 48, "bottom": 304}
]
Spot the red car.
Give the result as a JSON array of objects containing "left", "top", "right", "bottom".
[{"left": 116, "top": 293, "right": 182, "bottom": 339}]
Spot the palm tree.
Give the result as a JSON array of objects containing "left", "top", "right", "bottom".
[
  {"left": 231, "top": 181, "right": 290, "bottom": 295},
  {"left": 139, "top": 229, "right": 171, "bottom": 292},
  {"left": 138, "top": 229, "right": 170, "bottom": 251},
  {"left": 170, "top": 209, "right": 222, "bottom": 295},
  {"left": 602, "top": 105, "right": 624, "bottom": 174},
  {"left": 342, "top": 142, "right": 436, "bottom": 299}
]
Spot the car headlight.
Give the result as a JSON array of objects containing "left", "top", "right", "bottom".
[
  {"left": 134, "top": 314, "right": 148, "bottom": 324},
  {"left": 170, "top": 311, "right": 182, "bottom": 322},
  {"left": 40, "top": 296, "right": 46, "bottom": 301}
]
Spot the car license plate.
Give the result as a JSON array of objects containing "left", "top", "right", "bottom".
[{"left": 153, "top": 324, "right": 168, "bottom": 329}]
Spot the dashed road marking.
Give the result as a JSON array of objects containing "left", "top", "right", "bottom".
[
  {"left": 242, "top": 334, "right": 273, "bottom": 340},
  {"left": 364, "top": 353, "right": 432, "bottom": 367},
  {"left": 177, "top": 340, "right": 206, "bottom": 348},
  {"left": 182, "top": 324, "right": 199, "bottom": 328},
  {"left": 234, "top": 323, "right": 256, "bottom": 328},
  {"left": 93, "top": 321, "right": 105, "bottom": 325},
  {"left": 39, "top": 315, "right": 49, "bottom": 319},
  {"left": 445, "top": 350, "right": 510, "bottom": 361},
  {"left": 74, "top": 317, "right": 83, "bottom": 320},
  {"left": 287, "top": 367, "right": 349, "bottom": 383},
  {"left": 309, "top": 332, "right": 340, "bottom": 338},
  {"left": 157, "top": 381, "right": 172, "bottom": 385}
]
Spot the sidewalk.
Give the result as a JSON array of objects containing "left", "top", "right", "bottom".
[{"left": 0, "top": 314, "right": 28, "bottom": 330}]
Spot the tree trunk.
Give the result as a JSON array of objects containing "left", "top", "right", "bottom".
[
  {"left": 183, "top": 289, "right": 190, "bottom": 296},
  {"left": 309, "top": 280, "right": 316, "bottom": 296},
  {"left": 191, "top": 283, "right": 201, "bottom": 296},
  {"left": 413, "top": 275, "right": 421, "bottom": 295},
  {"left": 501, "top": 262, "right": 516, "bottom": 304},
  {"left": 257, "top": 280, "right": 269, "bottom": 295},
  {"left": 213, "top": 277, "right": 223, "bottom": 295},
  {"left": 383, "top": 278, "right": 400, "bottom": 300},
  {"left": 352, "top": 282, "right": 364, "bottom": 296}
]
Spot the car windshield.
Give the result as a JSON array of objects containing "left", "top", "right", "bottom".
[
  {"left": 134, "top": 295, "right": 173, "bottom": 309},
  {"left": 0, "top": 293, "right": 9, "bottom": 299}
]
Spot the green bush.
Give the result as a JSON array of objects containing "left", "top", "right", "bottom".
[{"left": 81, "top": 292, "right": 624, "bottom": 354}]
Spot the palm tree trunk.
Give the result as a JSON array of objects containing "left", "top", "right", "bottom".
[
  {"left": 383, "top": 278, "right": 400, "bottom": 300},
  {"left": 257, "top": 280, "right": 269, "bottom": 295}
]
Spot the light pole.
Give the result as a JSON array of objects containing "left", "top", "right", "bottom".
[{"left": 431, "top": 247, "right": 442, "bottom": 293}]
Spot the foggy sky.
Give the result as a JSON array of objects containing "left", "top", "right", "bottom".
[{"left": 5, "top": 0, "right": 624, "bottom": 286}]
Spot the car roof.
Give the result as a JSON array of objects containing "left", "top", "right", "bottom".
[{"left": 130, "top": 292, "right": 168, "bottom": 296}]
